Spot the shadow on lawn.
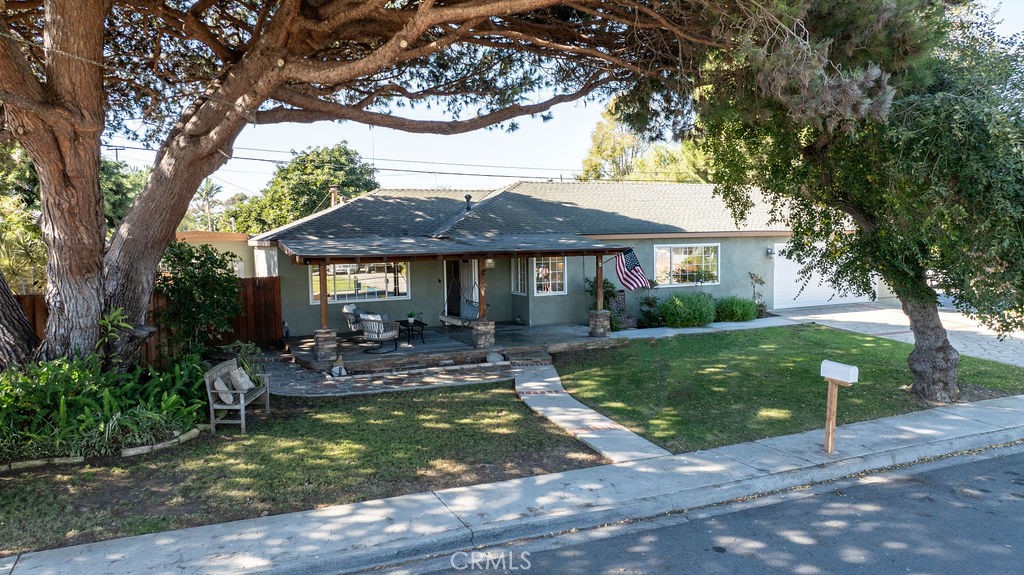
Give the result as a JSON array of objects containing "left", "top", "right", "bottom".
[
  {"left": 0, "top": 383, "right": 602, "bottom": 557},
  {"left": 553, "top": 325, "right": 938, "bottom": 453}
]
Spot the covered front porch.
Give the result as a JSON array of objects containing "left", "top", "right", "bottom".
[{"left": 284, "top": 321, "right": 623, "bottom": 374}]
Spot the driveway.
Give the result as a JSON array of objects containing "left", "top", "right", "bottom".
[{"left": 776, "top": 300, "right": 1024, "bottom": 367}]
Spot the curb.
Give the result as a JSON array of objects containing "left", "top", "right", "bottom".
[
  {"left": 263, "top": 425, "right": 1024, "bottom": 575},
  {"left": 9, "top": 410, "right": 1024, "bottom": 575}
]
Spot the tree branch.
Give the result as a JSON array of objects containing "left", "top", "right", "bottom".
[{"left": 258, "top": 74, "right": 614, "bottom": 133}]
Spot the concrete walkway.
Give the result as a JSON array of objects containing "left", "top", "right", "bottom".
[
  {"left": 776, "top": 301, "right": 1024, "bottom": 366},
  {"left": 8, "top": 395, "right": 1024, "bottom": 575},
  {"left": 514, "top": 365, "right": 671, "bottom": 463}
]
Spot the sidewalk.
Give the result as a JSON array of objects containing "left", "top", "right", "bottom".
[{"left": 7, "top": 392, "right": 1024, "bottom": 575}]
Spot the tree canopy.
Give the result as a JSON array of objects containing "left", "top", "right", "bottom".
[
  {"left": 699, "top": 6, "right": 1024, "bottom": 402},
  {"left": 580, "top": 102, "right": 707, "bottom": 182},
  {"left": 226, "top": 143, "right": 378, "bottom": 234},
  {"left": 0, "top": 0, "right": 948, "bottom": 361}
]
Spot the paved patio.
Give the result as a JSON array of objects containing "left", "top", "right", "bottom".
[
  {"left": 775, "top": 300, "right": 1024, "bottom": 366},
  {"left": 284, "top": 322, "right": 615, "bottom": 373},
  {"left": 266, "top": 359, "right": 516, "bottom": 397}
]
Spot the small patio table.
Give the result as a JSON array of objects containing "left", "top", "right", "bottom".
[{"left": 397, "top": 319, "right": 427, "bottom": 345}]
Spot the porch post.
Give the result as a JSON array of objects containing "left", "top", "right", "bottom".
[
  {"left": 589, "top": 254, "right": 611, "bottom": 338},
  {"left": 470, "top": 258, "right": 495, "bottom": 348},
  {"left": 477, "top": 258, "right": 488, "bottom": 320},
  {"left": 318, "top": 259, "right": 329, "bottom": 329}
]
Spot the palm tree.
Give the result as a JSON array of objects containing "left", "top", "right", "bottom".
[{"left": 193, "top": 179, "right": 223, "bottom": 231}]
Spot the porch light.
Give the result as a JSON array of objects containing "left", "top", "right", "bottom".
[{"left": 766, "top": 247, "right": 775, "bottom": 257}]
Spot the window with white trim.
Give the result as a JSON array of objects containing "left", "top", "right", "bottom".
[
  {"left": 511, "top": 258, "right": 529, "bottom": 295},
  {"left": 310, "top": 262, "right": 410, "bottom": 304},
  {"left": 534, "top": 257, "right": 566, "bottom": 295},
  {"left": 654, "top": 244, "right": 720, "bottom": 286}
]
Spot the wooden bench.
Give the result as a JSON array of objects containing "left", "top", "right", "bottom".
[{"left": 204, "top": 359, "right": 271, "bottom": 434}]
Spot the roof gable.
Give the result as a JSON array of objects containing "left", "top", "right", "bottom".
[{"left": 253, "top": 188, "right": 492, "bottom": 242}]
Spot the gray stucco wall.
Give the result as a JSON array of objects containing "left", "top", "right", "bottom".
[
  {"left": 581, "top": 236, "right": 780, "bottom": 319},
  {"left": 279, "top": 255, "right": 449, "bottom": 336},
  {"left": 278, "top": 236, "right": 786, "bottom": 336}
]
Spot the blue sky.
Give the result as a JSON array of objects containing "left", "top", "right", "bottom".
[{"left": 105, "top": 1, "right": 1024, "bottom": 197}]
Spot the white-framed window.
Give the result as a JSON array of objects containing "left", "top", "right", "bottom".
[
  {"left": 309, "top": 262, "right": 410, "bottom": 304},
  {"left": 654, "top": 244, "right": 720, "bottom": 286},
  {"left": 534, "top": 256, "right": 566, "bottom": 295},
  {"left": 511, "top": 258, "right": 529, "bottom": 295}
]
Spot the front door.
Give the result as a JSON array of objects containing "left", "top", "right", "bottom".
[{"left": 445, "top": 260, "right": 461, "bottom": 316}]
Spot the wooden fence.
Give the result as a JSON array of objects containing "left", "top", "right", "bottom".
[{"left": 16, "top": 276, "right": 282, "bottom": 363}]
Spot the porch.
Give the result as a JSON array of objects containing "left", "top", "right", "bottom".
[{"left": 284, "top": 322, "right": 624, "bottom": 374}]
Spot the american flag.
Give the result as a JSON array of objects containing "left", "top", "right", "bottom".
[{"left": 615, "top": 248, "right": 651, "bottom": 291}]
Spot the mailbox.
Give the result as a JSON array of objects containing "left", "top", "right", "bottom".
[
  {"left": 821, "top": 360, "right": 858, "bottom": 454},
  {"left": 821, "top": 360, "right": 858, "bottom": 384}
]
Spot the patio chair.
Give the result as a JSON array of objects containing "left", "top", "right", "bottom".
[{"left": 361, "top": 317, "right": 399, "bottom": 353}]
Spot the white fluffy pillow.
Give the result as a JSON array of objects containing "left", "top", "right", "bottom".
[
  {"left": 360, "top": 313, "right": 382, "bottom": 322},
  {"left": 213, "top": 377, "right": 234, "bottom": 404},
  {"left": 229, "top": 368, "right": 256, "bottom": 393}
]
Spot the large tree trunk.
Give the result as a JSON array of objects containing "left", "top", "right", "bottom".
[
  {"left": 0, "top": 272, "right": 40, "bottom": 368},
  {"left": 33, "top": 128, "right": 106, "bottom": 357},
  {"left": 901, "top": 296, "right": 960, "bottom": 403},
  {"left": 104, "top": 67, "right": 277, "bottom": 358},
  {"left": 2, "top": 0, "right": 109, "bottom": 358}
]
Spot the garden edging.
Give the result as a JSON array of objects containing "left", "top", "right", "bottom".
[{"left": 1, "top": 427, "right": 202, "bottom": 472}]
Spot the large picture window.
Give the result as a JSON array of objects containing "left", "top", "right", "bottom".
[
  {"left": 534, "top": 257, "right": 566, "bottom": 295},
  {"left": 654, "top": 244, "right": 720, "bottom": 286},
  {"left": 310, "top": 262, "right": 410, "bottom": 304},
  {"left": 511, "top": 258, "right": 529, "bottom": 295}
]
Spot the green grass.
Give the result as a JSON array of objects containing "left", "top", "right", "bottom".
[
  {"left": 0, "top": 382, "right": 601, "bottom": 557},
  {"left": 554, "top": 324, "right": 1024, "bottom": 453}
]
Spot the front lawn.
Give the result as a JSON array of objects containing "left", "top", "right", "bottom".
[
  {"left": 555, "top": 324, "right": 1024, "bottom": 453},
  {"left": 0, "top": 382, "right": 602, "bottom": 557}
]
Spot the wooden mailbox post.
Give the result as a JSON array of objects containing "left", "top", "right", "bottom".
[{"left": 821, "top": 360, "right": 858, "bottom": 454}]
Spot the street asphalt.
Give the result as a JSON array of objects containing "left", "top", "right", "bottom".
[{"left": 392, "top": 444, "right": 1024, "bottom": 575}]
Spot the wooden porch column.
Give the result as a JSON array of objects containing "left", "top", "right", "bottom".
[
  {"left": 589, "top": 254, "right": 611, "bottom": 338},
  {"left": 477, "top": 258, "right": 488, "bottom": 320},
  {"left": 318, "top": 259, "right": 329, "bottom": 329}
]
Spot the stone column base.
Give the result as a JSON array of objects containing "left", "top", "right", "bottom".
[
  {"left": 470, "top": 320, "right": 495, "bottom": 348},
  {"left": 314, "top": 329, "right": 338, "bottom": 363},
  {"left": 589, "top": 310, "right": 611, "bottom": 338}
]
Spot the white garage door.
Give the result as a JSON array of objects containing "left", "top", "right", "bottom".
[{"left": 772, "top": 243, "right": 873, "bottom": 309}]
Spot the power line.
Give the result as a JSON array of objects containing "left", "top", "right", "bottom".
[
  {"left": 100, "top": 143, "right": 698, "bottom": 182},
  {"left": 230, "top": 144, "right": 581, "bottom": 173},
  {"left": 101, "top": 143, "right": 578, "bottom": 180}
]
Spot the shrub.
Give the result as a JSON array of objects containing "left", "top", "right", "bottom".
[
  {"left": 0, "top": 354, "right": 207, "bottom": 463},
  {"left": 715, "top": 296, "right": 759, "bottom": 322},
  {"left": 157, "top": 241, "right": 241, "bottom": 356},
  {"left": 659, "top": 292, "right": 716, "bottom": 327},
  {"left": 638, "top": 295, "right": 663, "bottom": 328}
]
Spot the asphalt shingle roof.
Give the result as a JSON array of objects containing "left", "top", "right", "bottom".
[
  {"left": 443, "top": 182, "right": 786, "bottom": 236},
  {"left": 252, "top": 189, "right": 492, "bottom": 242},
  {"left": 253, "top": 182, "right": 787, "bottom": 259},
  {"left": 277, "top": 234, "right": 624, "bottom": 260}
]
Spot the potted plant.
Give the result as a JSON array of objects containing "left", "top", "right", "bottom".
[{"left": 407, "top": 311, "right": 416, "bottom": 324}]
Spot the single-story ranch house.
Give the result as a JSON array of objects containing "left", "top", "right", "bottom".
[{"left": 246, "top": 181, "right": 895, "bottom": 337}]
